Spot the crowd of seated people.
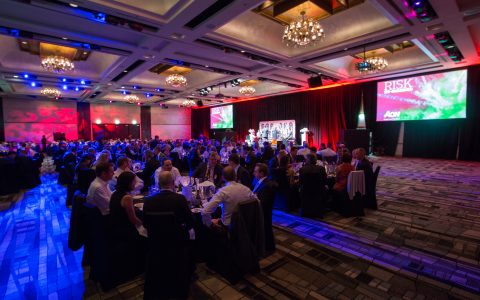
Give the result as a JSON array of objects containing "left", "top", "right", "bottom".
[{"left": 1, "top": 135, "right": 378, "bottom": 297}]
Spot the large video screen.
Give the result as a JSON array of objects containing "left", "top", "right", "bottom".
[
  {"left": 377, "top": 69, "right": 467, "bottom": 121},
  {"left": 210, "top": 105, "right": 233, "bottom": 129}
]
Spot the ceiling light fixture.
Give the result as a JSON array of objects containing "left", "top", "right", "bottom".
[
  {"left": 239, "top": 86, "right": 256, "bottom": 96},
  {"left": 182, "top": 99, "right": 196, "bottom": 107},
  {"left": 166, "top": 73, "right": 187, "bottom": 88},
  {"left": 41, "top": 87, "right": 61, "bottom": 99},
  {"left": 283, "top": 11, "right": 325, "bottom": 47},
  {"left": 41, "top": 55, "right": 74, "bottom": 73},
  {"left": 355, "top": 47, "right": 388, "bottom": 74},
  {"left": 124, "top": 94, "right": 139, "bottom": 103}
]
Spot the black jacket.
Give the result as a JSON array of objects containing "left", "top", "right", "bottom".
[
  {"left": 143, "top": 190, "right": 194, "bottom": 235},
  {"left": 192, "top": 162, "right": 223, "bottom": 188},
  {"left": 236, "top": 165, "right": 252, "bottom": 188},
  {"left": 253, "top": 178, "right": 276, "bottom": 252}
]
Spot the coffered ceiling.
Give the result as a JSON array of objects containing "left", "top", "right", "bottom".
[{"left": 0, "top": 0, "right": 478, "bottom": 107}]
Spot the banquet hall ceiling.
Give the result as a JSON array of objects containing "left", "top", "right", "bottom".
[{"left": 0, "top": 0, "right": 479, "bottom": 107}]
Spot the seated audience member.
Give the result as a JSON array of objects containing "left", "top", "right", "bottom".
[
  {"left": 288, "top": 146, "right": 298, "bottom": 163},
  {"left": 252, "top": 163, "right": 276, "bottom": 254},
  {"left": 144, "top": 171, "right": 194, "bottom": 229},
  {"left": 202, "top": 166, "right": 258, "bottom": 228},
  {"left": 228, "top": 153, "right": 251, "bottom": 188},
  {"left": 297, "top": 142, "right": 311, "bottom": 158},
  {"left": 142, "top": 150, "right": 160, "bottom": 189},
  {"left": 333, "top": 153, "right": 354, "bottom": 192},
  {"left": 75, "top": 156, "right": 96, "bottom": 194},
  {"left": 192, "top": 152, "right": 223, "bottom": 188},
  {"left": 154, "top": 159, "right": 181, "bottom": 188},
  {"left": 142, "top": 171, "right": 195, "bottom": 299},
  {"left": 354, "top": 147, "right": 374, "bottom": 189},
  {"left": 92, "top": 150, "right": 111, "bottom": 169},
  {"left": 109, "top": 157, "right": 144, "bottom": 193},
  {"left": 317, "top": 143, "right": 336, "bottom": 161},
  {"left": 86, "top": 162, "right": 114, "bottom": 215},
  {"left": 109, "top": 172, "right": 143, "bottom": 242},
  {"left": 299, "top": 154, "right": 327, "bottom": 217}
]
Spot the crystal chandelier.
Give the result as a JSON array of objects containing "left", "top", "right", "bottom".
[
  {"left": 355, "top": 47, "right": 388, "bottom": 74},
  {"left": 283, "top": 11, "right": 325, "bottom": 47},
  {"left": 182, "top": 99, "right": 196, "bottom": 107},
  {"left": 239, "top": 86, "right": 256, "bottom": 96},
  {"left": 166, "top": 74, "right": 187, "bottom": 88},
  {"left": 41, "top": 55, "right": 74, "bottom": 73},
  {"left": 125, "top": 95, "right": 139, "bottom": 103},
  {"left": 40, "top": 87, "right": 61, "bottom": 99}
]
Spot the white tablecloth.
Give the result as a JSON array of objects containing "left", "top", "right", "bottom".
[{"left": 347, "top": 170, "right": 365, "bottom": 200}]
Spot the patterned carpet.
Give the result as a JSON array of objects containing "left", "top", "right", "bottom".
[{"left": 0, "top": 157, "right": 479, "bottom": 299}]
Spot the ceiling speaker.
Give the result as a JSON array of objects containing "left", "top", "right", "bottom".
[
  {"left": 308, "top": 76, "right": 322, "bottom": 88},
  {"left": 196, "top": 100, "right": 204, "bottom": 107}
]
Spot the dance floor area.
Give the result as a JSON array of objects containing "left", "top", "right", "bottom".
[{"left": 0, "top": 157, "right": 479, "bottom": 299}]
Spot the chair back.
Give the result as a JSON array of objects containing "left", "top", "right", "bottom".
[
  {"left": 347, "top": 170, "right": 365, "bottom": 200},
  {"left": 143, "top": 211, "right": 190, "bottom": 299},
  {"left": 230, "top": 199, "right": 265, "bottom": 273},
  {"left": 143, "top": 211, "right": 183, "bottom": 244},
  {"left": 68, "top": 191, "right": 86, "bottom": 251}
]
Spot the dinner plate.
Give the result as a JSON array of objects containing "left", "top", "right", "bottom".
[
  {"left": 134, "top": 203, "right": 144, "bottom": 210},
  {"left": 133, "top": 195, "right": 144, "bottom": 200}
]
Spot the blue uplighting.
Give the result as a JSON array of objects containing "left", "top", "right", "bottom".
[
  {"left": 80, "top": 80, "right": 86, "bottom": 85},
  {"left": 93, "top": 12, "right": 106, "bottom": 23},
  {"left": 24, "top": 74, "right": 29, "bottom": 79},
  {"left": 62, "top": 78, "right": 67, "bottom": 82},
  {"left": 62, "top": 85, "right": 68, "bottom": 90},
  {"left": 122, "top": 90, "right": 128, "bottom": 95},
  {"left": 30, "top": 82, "right": 36, "bottom": 87},
  {"left": 75, "top": 87, "right": 80, "bottom": 92}
]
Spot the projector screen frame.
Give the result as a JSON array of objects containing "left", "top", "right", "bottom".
[
  {"left": 210, "top": 104, "right": 234, "bottom": 129},
  {"left": 376, "top": 68, "right": 468, "bottom": 122}
]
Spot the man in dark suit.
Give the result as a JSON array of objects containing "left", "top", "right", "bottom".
[
  {"left": 192, "top": 152, "right": 223, "bottom": 188},
  {"left": 299, "top": 154, "right": 327, "bottom": 218},
  {"left": 252, "top": 163, "right": 276, "bottom": 254},
  {"left": 354, "top": 148, "right": 374, "bottom": 196},
  {"left": 142, "top": 171, "right": 194, "bottom": 299},
  {"left": 228, "top": 153, "right": 251, "bottom": 188},
  {"left": 143, "top": 171, "right": 194, "bottom": 239}
]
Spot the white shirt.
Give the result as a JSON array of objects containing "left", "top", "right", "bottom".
[
  {"left": 109, "top": 168, "right": 144, "bottom": 193},
  {"left": 297, "top": 147, "right": 311, "bottom": 157},
  {"left": 317, "top": 148, "right": 336, "bottom": 157},
  {"left": 172, "top": 147, "right": 184, "bottom": 159},
  {"left": 87, "top": 177, "right": 113, "bottom": 215},
  {"left": 202, "top": 181, "right": 258, "bottom": 226},
  {"left": 154, "top": 166, "right": 181, "bottom": 187}
]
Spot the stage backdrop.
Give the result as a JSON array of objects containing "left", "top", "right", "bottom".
[
  {"left": 3, "top": 98, "right": 78, "bottom": 142},
  {"left": 151, "top": 106, "right": 191, "bottom": 140},
  {"left": 259, "top": 120, "right": 296, "bottom": 141}
]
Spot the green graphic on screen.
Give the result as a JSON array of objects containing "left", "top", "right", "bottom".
[
  {"left": 377, "top": 69, "right": 467, "bottom": 121},
  {"left": 210, "top": 105, "right": 233, "bottom": 129}
]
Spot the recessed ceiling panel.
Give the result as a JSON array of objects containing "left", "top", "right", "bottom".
[{"left": 215, "top": 1, "right": 395, "bottom": 58}]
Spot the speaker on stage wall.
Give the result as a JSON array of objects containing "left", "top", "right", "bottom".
[
  {"left": 339, "top": 129, "right": 369, "bottom": 152},
  {"left": 53, "top": 132, "right": 66, "bottom": 141},
  {"left": 308, "top": 76, "right": 323, "bottom": 88}
]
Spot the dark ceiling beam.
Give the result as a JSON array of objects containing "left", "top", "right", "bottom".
[
  {"left": 273, "top": 0, "right": 307, "bottom": 17},
  {"left": 310, "top": 0, "right": 334, "bottom": 15}
]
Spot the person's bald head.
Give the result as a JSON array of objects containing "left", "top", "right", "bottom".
[
  {"left": 222, "top": 166, "right": 236, "bottom": 182},
  {"left": 158, "top": 171, "right": 174, "bottom": 190}
]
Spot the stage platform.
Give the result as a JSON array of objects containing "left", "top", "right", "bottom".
[{"left": 0, "top": 157, "right": 479, "bottom": 299}]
